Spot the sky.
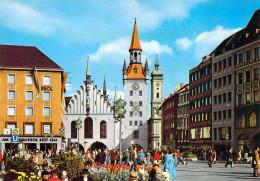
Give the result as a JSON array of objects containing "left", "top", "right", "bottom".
[{"left": 0, "top": 0, "right": 259, "bottom": 111}]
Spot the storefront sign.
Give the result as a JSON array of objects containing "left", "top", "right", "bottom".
[
  {"left": 12, "top": 135, "right": 19, "bottom": 142},
  {"left": 41, "top": 86, "right": 53, "bottom": 91},
  {"left": 3, "top": 128, "right": 11, "bottom": 135},
  {"left": 12, "top": 128, "right": 19, "bottom": 135},
  {"left": 0, "top": 137, "right": 58, "bottom": 143}
]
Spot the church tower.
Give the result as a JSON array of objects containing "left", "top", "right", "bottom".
[
  {"left": 122, "top": 19, "right": 149, "bottom": 150},
  {"left": 149, "top": 55, "right": 163, "bottom": 150}
]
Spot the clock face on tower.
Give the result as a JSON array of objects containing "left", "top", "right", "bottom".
[{"left": 132, "top": 83, "right": 139, "bottom": 90}]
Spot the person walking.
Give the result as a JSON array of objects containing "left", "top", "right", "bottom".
[
  {"left": 137, "top": 149, "right": 145, "bottom": 164},
  {"left": 130, "top": 147, "right": 136, "bottom": 171},
  {"left": 146, "top": 151, "right": 150, "bottom": 165},
  {"left": 225, "top": 148, "right": 234, "bottom": 168},
  {"left": 208, "top": 149, "right": 213, "bottom": 168},
  {"left": 110, "top": 149, "right": 117, "bottom": 165},
  {"left": 174, "top": 150, "right": 178, "bottom": 167},
  {"left": 252, "top": 146, "right": 260, "bottom": 177},
  {"left": 154, "top": 149, "right": 160, "bottom": 164},
  {"left": 164, "top": 149, "right": 176, "bottom": 181},
  {"left": 125, "top": 149, "right": 130, "bottom": 165}
]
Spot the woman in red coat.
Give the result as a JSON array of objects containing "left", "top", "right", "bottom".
[{"left": 154, "top": 150, "right": 160, "bottom": 163}]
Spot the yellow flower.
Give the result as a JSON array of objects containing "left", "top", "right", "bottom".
[{"left": 18, "top": 176, "right": 22, "bottom": 179}]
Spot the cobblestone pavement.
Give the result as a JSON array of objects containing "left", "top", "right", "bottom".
[{"left": 174, "top": 161, "right": 258, "bottom": 181}]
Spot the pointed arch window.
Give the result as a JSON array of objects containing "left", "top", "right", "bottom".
[
  {"left": 85, "top": 117, "right": 93, "bottom": 138},
  {"left": 250, "top": 112, "right": 256, "bottom": 127},
  {"left": 71, "top": 121, "right": 77, "bottom": 138},
  {"left": 134, "top": 52, "right": 137, "bottom": 60},
  {"left": 238, "top": 114, "right": 245, "bottom": 128},
  {"left": 157, "top": 93, "right": 160, "bottom": 98},
  {"left": 100, "top": 121, "right": 107, "bottom": 138}
]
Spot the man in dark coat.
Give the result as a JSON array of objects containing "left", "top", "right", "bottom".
[
  {"left": 225, "top": 148, "right": 234, "bottom": 168},
  {"left": 95, "top": 149, "right": 105, "bottom": 164}
]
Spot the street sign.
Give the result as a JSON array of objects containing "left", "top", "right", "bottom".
[
  {"left": 12, "top": 128, "right": 19, "bottom": 135},
  {"left": 3, "top": 128, "right": 11, "bottom": 135},
  {"left": 12, "top": 135, "right": 19, "bottom": 142}
]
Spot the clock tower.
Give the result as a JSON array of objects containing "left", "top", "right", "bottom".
[
  {"left": 122, "top": 19, "right": 149, "bottom": 150},
  {"left": 149, "top": 55, "right": 163, "bottom": 150}
]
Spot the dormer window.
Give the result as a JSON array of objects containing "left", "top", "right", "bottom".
[{"left": 134, "top": 66, "right": 137, "bottom": 74}]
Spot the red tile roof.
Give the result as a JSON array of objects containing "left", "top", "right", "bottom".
[{"left": 0, "top": 44, "right": 62, "bottom": 70}]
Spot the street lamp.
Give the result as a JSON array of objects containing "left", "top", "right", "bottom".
[
  {"left": 59, "top": 128, "right": 65, "bottom": 153},
  {"left": 75, "top": 118, "right": 82, "bottom": 157},
  {"left": 50, "top": 132, "right": 54, "bottom": 152},
  {"left": 44, "top": 134, "right": 48, "bottom": 153},
  {"left": 115, "top": 97, "right": 126, "bottom": 164}
]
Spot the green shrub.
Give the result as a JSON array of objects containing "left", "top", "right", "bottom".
[{"left": 188, "top": 153, "right": 197, "bottom": 158}]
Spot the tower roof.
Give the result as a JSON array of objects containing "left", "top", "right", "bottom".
[
  {"left": 86, "top": 56, "right": 90, "bottom": 76},
  {"left": 126, "top": 63, "right": 145, "bottom": 79},
  {"left": 151, "top": 55, "right": 163, "bottom": 78},
  {"left": 129, "top": 18, "right": 142, "bottom": 52},
  {"left": 144, "top": 58, "right": 149, "bottom": 71},
  {"left": 123, "top": 58, "right": 127, "bottom": 71},
  {"left": 103, "top": 76, "right": 106, "bottom": 92}
]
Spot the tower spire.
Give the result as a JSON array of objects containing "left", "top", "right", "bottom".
[
  {"left": 86, "top": 56, "right": 91, "bottom": 83},
  {"left": 129, "top": 18, "right": 142, "bottom": 52},
  {"left": 123, "top": 58, "right": 127, "bottom": 72},
  {"left": 103, "top": 76, "right": 107, "bottom": 96},
  {"left": 114, "top": 87, "right": 117, "bottom": 104},
  {"left": 144, "top": 58, "right": 149, "bottom": 72}
]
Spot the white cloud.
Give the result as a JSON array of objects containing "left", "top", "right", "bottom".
[
  {"left": 175, "top": 38, "right": 193, "bottom": 50},
  {"left": 194, "top": 25, "right": 241, "bottom": 58},
  {"left": 89, "top": 37, "right": 173, "bottom": 62},
  {"left": 107, "top": 89, "right": 124, "bottom": 102},
  {"left": 0, "top": 1, "right": 64, "bottom": 35}
]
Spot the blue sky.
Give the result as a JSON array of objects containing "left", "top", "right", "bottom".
[{"left": 0, "top": 0, "right": 259, "bottom": 106}]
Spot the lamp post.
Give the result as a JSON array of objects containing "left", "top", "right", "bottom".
[
  {"left": 115, "top": 98, "right": 126, "bottom": 164},
  {"left": 59, "top": 128, "right": 65, "bottom": 153},
  {"left": 50, "top": 132, "right": 54, "bottom": 152},
  {"left": 44, "top": 134, "right": 48, "bottom": 153},
  {"left": 75, "top": 118, "right": 82, "bottom": 157}
]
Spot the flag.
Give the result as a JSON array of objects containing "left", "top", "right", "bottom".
[{"left": 34, "top": 66, "right": 41, "bottom": 98}]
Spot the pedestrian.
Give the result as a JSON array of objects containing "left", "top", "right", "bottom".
[
  {"left": 177, "top": 149, "right": 180, "bottom": 165},
  {"left": 248, "top": 150, "right": 253, "bottom": 163},
  {"left": 174, "top": 150, "right": 178, "bottom": 167},
  {"left": 213, "top": 150, "right": 217, "bottom": 164},
  {"left": 125, "top": 149, "right": 130, "bottom": 165},
  {"left": 146, "top": 151, "right": 150, "bottom": 165},
  {"left": 105, "top": 149, "right": 111, "bottom": 164},
  {"left": 225, "top": 148, "right": 234, "bottom": 168},
  {"left": 48, "top": 170, "right": 61, "bottom": 181},
  {"left": 208, "top": 149, "right": 213, "bottom": 168},
  {"left": 42, "top": 160, "right": 49, "bottom": 170},
  {"left": 96, "top": 149, "right": 105, "bottom": 164},
  {"left": 252, "top": 146, "right": 260, "bottom": 177},
  {"left": 110, "top": 149, "right": 117, "bottom": 165},
  {"left": 137, "top": 149, "right": 145, "bottom": 164},
  {"left": 130, "top": 147, "right": 136, "bottom": 171},
  {"left": 154, "top": 149, "right": 160, "bottom": 164},
  {"left": 60, "top": 171, "right": 68, "bottom": 181},
  {"left": 0, "top": 150, "right": 2, "bottom": 171},
  {"left": 164, "top": 149, "right": 177, "bottom": 181},
  {"left": 237, "top": 150, "right": 242, "bottom": 164},
  {"left": 42, "top": 170, "right": 49, "bottom": 181}
]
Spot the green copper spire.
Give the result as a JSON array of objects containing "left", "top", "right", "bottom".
[
  {"left": 103, "top": 76, "right": 106, "bottom": 92},
  {"left": 86, "top": 56, "right": 91, "bottom": 76}
]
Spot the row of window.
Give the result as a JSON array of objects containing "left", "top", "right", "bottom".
[
  {"left": 213, "top": 127, "right": 231, "bottom": 141},
  {"left": 190, "top": 112, "right": 211, "bottom": 123},
  {"left": 7, "top": 90, "right": 51, "bottom": 101},
  {"left": 213, "top": 75, "right": 232, "bottom": 89},
  {"left": 129, "top": 90, "right": 142, "bottom": 96},
  {"left": 6, "top": 123, "right": 51, "bottom": 135},
  {"left": 238, "top": 68, "right": 259, "bottom": 84},
  {"left": 190, "top": 96, "right": 212, "bottom": 110},
  {"left": 129, "top": 120, "right": 143, "bottom": 126},
  {"left": 214, "top": 57, "right": 233, "bottom": 73},
  {"left": 7, "top": 74, "right": 51, "bottom": 86},
  {"left": 190, "top": 65, "right": 212, "bottom": 82},
  {"left": 237, "top": 113, "right": 257, "bottom": 128},
  {"left": 129, "top": 101, "right": 142, "bottom": 106},
  {"left": 7, "top": 106, "right": 51, "bottom": 117},
  {"left": 178, "top": 93, "right": 189, "bottom": 103},
  {"left": 213, "top": 92, "right": 232, "bottom": 104},
  {"left": 130, "top": 111, "right": 142, "bottom": 117},
  {"left": 190, "top": 126, "right": 211, "bottom": 139},
  {"left": 213, "top": 109, "right": 232, "bottom": 121},
  {"left": 237, "top": 91, "right": 259, "bottom": 105},
  {"left": 190, "top": 81, "right": 212, "bottom": 96}
]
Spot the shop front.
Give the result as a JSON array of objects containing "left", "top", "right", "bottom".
[{"left": 0, "top": 135, "right": 63, "bottom": 152}]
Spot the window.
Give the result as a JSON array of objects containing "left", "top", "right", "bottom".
[
  {"left": 129, "top": 121, "right": 132, "bottom": 126},
  {"left": 130, "top": 91, "right": 133, "bottom": 96},
  {"left": 85, "top": 117, "right": 93, "bottom": 138},
  {"left": 214, "top": 96, "right": 217, "bottom": 104},
  {"left": 249, "top": 113, "right": 256, "bottom": 127},
  {"left": 234, "top": 54, "right": 237, "bottom": 66},
  {"left": 246, "top": 70, "right": 250, "bottom": 82},
  {"left": 238, "top": 73, "right": 243, "bottom": 84},
  {"left": 228, "top": 74, "right": 232, "bottom": 84},
  {"left": 26, "top": 106, "right": 33, "bottom": 117},
  {"left": 239, "top": 53, "right": 243, "bottom": 63},
  {"left": 8, "top": 90, "right": 15, "bottom": 101},
  {"left": 8, "top": 74, "right": 15, "bottom": 84},
  {"left": 100, "top": 121, "right": 107, "bottom": 138},
  {"left": 43, "top": 91, "right": 51, "bottom": 101},
  {"left": 254, "top": 91, "right": 259, "bottom": 102},
  {"left": 133, "top": 130, "right": 139, "bottom": 139},
  {"left": 228, "top": 57, "right": 232, "bottom": 67},
  {"left": 223, "top": 93, "right": 226, "bottom": 103},
  {"left": 255, "top": 47, "right": 259, "bottom": 59},
  {"left": 223, "top": 110, "right": 226, "bottom": 119},
  {"left": 238, "top": 114, "right": 245, "bottom": 128},
  {"left": 254, "top": 68, "right": 259, "bottom": 81},
  {"left": 42, "top": 124, "right": 51, "bottom": 134},
  {"left": 218, "top": 95, "right": 222, "bottom": 104},
  {"left": 8, "top": 106, "right": 15, "bottom": 116},
  {"left": 134, "top": 121, "right": 137, "bottom": 126},
  {"left": 203, "top": 127, "right": 211, "bottom": 138},
  {"left": 139, "top": 121, "right": 143, "bottom": 126},
  {"left": 218, "top": 61, "right": 222, "bottom": 71},
  {"left": 43, "top": 76, "right": 50, "bottom": 86},
  {"left": 228, "top": 92, "right": 232, "bottom": 102},
  {"left": 25, "top": 91, "right": 33, "bottom": 101},
  {"left": 209, "top": 80, "right": 212, "bottom": 90},
  {"left": 130, "top": 101, "right": 133, "bottom": 106},
  {"left": 139, "top": 101, "right": 142, "bottom": 106},
  {"left": 223, "top": 59, "right": 226, "bottom": 69},
  {"left": 43, "top": 107, "right": 51, "bottom": 117},
  {"left": 25, "top": 75, "right": 33, "bottom": 85},
  {"left": 223, "top": 76, "right": 226, "bottom": 86},
  {"left": 156, "top": 93, "right": 160, "bottom": 98},
  {"left": 24, "top": 123, "right": 34, "bottom": 135},
  {"left": 228, "top": 109, "right": 231, "bottom": 118},
  {"left": 214, "top": 63, "right": 217, "bottom": 72},
  {"left": 7, "top": 123, "right": 16, "bottom": 129},
  {"left": 209, "top": 97, "right": 212, "bottom": 105},
  {"left": 246, "top": 93, "right": 250, "bottom": 104},
  {"left": 218, "top": 111, "right": 221, "bottom": 120},
  {"left": 214, "top": 112, "right": 217, "bottom": 120},
  {"left": 134, "top": 66, "right": 137, "bottom": 74},
  {"left": 214, "top": 128, "right": 217, "bottom": 141},
  {"left": 139, "top": 111, "right": 142, "bottom": 117},
  {"left": 214, "top": 79, "right": 217, "bottom": 89},
  {"left": 71, "top": 121, "right": 77, "bottom": 138},
  {"left": 218, "top": 78, "right": 222, "bottom": 88},
  {"left": 130, "top": 111, "right": 133, "bottom": 117},
  {"left": 246, "top": 50, "right": 251, "bottom": 61},
  {"left": 139, "top": 91, "right": 142, "bottom": 96},
  {"left": 238, "top": 94, "right": 242, "bottom": 105}
]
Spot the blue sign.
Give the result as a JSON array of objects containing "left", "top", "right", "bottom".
[{"left": 12, "top": 135, "right": 19, "bottom": 142}]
